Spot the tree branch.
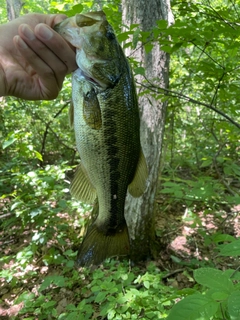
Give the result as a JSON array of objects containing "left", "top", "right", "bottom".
[
  {"left": 39, "top": 101, "right": 71, "bottom": 158},
  {"left": 210, "top": 72, "right": 225, "bottom": 106},
  {"left": 137, "top": 78, "right": 240, "bottom": 130}
]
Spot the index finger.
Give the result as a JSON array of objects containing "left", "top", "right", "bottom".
[{"left": 34, "top": 23, "right": 77, "bottom": 73}]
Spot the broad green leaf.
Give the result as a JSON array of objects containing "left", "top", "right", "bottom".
[
  {"left": 34, "top": 150, "right": 43, "bottom": 161},
  {"left": 65, "top": 312, "right": 79, "bottom": 320},
  {"left": 117, "top": 31, "right": 132, "bottom": 43},
  {"left": 218, "top": 240, "right": 240, "bottom": 257},
  {"left": 166, "top": 293, "right": 219, "bottom": 320},
  {"left": 42, "top": 300, "right": 56, "bottom": 309},
  {"left": 171, "top": 42, "right": 184, "bottom": 52},
  {"left": 228, "top": 291, "right": 240, "bottom": 320},
  {"left": 211, "top": 291, "right": 229, "bottom": 301},
  {"left": 144, "top": 43, "right": 154, "bottom": 54},
  {"left": 223, "top": 269, "right": 240, "bottom": 280},
  {"left": 212, "top": 234, "right": 235, "bottom": 244},
  {"left": 72, "top": 3, "right": 83, "bottom": 13},
  {"left": 2, "top": 136, "right": 17, "bottom": 149},
  {"left": 156, "top": 19, "right": 168, "bottom": 29},
  {"left": 39, "top": 277, "right": 52, "bottom": 292},
  {"left": 130, "top": 23, "right": 140, "bottom": 31},
  {"left": 39, "top": 275, "right": 66, "bottom": 292},
  {"left": 108, "top": 309, "right": 116, "bottom": 319},
  {"left": 200, "top": 159, "right": 212, "bottom": 168},
  {"left": 194, "top": 268, "right": 234, "bottom": 291},
  {"left": 134, "top": 67, "right": 145, "bottom": 76},
  {"left": 95, "top": 291, "right": 107, "bottom": 303}
]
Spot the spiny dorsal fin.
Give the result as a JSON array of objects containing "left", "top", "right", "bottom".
[
  {"left": 70, "top": 163, "right": 97, "bottom": 204},
  {"left": 128, "top": 148, "right": 148, "bottom": 197}
]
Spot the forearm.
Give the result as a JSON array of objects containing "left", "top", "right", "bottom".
[{"left": 0, "top": 67, "right": 5, "bottom": 96}]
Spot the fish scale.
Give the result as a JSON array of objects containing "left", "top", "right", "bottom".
[{"left": 55, "top": 11, "right": 148, "bottom": 266}]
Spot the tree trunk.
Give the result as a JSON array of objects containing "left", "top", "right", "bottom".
[
  {"left": 122, "top": 0, "right": 174, "bottom": 261},
  {"left": 6, "top": 0, "right": 23, "bottom": 21}
]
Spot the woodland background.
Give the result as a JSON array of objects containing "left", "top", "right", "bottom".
[{"left": 0, "top": 0, "right": 240, "bottom": 319}]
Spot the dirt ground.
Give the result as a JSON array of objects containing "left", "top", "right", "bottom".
[{"left": 0, "top": 197, "right": 240, "bottom": 319}]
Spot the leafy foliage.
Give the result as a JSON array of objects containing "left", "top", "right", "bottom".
[
  {"left": 168, "top": 264, "right": 240, "bottom": 320},
  {"left": 0, "top": 0, "right": 240, "bottom": 319}
]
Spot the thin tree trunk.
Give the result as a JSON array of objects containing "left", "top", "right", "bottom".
[
  {"left": 6, "top": 0, "right": 23, "bottom": 21},
  {"left": 122, "top": 0, "right": 174, "bottom": 261}
]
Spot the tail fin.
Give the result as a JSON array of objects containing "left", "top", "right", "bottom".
[{"left": 76, "top": 222, "right": 130, "bottom": 267}]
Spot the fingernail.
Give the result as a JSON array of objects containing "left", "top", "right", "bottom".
[
  {"left": 14, "top": 35, "right": 28, "bottom": 49},
  {"left": 36, "top": 24, "right": 53, "bottom": 40},
  {"left": 21, "top": 24, "right": 35, "bottom": 40}
]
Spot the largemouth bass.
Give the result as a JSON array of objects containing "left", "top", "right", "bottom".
[{"left": 55, "top": 11, "right": 148, "bottom": 266}]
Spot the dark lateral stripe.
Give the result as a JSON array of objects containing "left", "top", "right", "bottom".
[{"left": 102, "top": 106, "right": 123, "bottom": 232}]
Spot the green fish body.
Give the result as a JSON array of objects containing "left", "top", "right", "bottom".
[{"left": 55, "top": 11, "right": 148, "bottom": 266}]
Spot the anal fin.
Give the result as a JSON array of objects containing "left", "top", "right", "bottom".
[{"left": 70, "top": 163, "right": 97, "bottom": 204}]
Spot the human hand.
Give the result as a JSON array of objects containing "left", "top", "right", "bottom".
[{"left": 0, "top": 13, "right": 77, "bottom": 100}]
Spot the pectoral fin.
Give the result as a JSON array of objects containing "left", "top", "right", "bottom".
[
  {"left": 83, "top": 89, "right": 102, "bottom": 130},
  {"left": 128, "top": 149, "right": 148, "bottom": 197},
  {"left": 70, "top": 163, "right": 97, "bottom": 203}
]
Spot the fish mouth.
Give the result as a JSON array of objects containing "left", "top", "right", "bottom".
[
  {"left": 75, "top": 11, "right": 105, "bottom": 27},
  {"left": 82, "top": 70, "right": 100, "bottom": 87},
  {"left": 55, "top": 12, "right": 106, "bottom": 47},
  {"left": 74, "top": 67, "right": 104, "bottom": 89},
  {"left": 55, "top": 12, "right": 112, "bottom": 90}
]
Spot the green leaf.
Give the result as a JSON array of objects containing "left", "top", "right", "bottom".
[
  {"left": 228, "top": 291, "right": 240, "bottom": 320},
  {"left": 218, "top": 239, "right": 240, "bottom": 257},
  {"left": 156, "top": 19, "right": 168, "bottom": 29},
  {"left": 212, "top": 233, "right": 235, "bottom": 244},
  {"left": 223, "top": 269, "right": 240, "bottom": 280},
  {"left": 65, "top": 312, "right": 79, "bottom": 320},
  {"left": 42, "top": 300, "right": 56, "bottom": 309},
  {"left": 117, "top": 31, "right": 132, "bottom": 43},
  {"left": 144, "top": 43, "right": 154, "bottom": 53},
  {"left": 167, "top": 293, "right": 219, "bottom": 320},
  {"left": 39, "top": 277, "right": 52, "bottom": 292},
  {"left": 95, "top": 291, "right": 107, "bottom": 303},
  {"left": 34, "top": 150, "right": 43, "bottom": 161},
  {"left": 108, "top": 309, "right": 116, "bottom": 319},
  {"left": 2, "top": 136, "right": 17, "bottom": 149},
  {"left": 171, "top": 42, "right": 184, "bottom": 52},
  {"left": 63, "top": 4, "right": 83, "bottom": 17},
  {"left": 39, "top": 275, "right": 66, "bottom": 292},
  {"left": 143, "top": 280, "right": 150, "bottom": 289},
  {"left": 130, "top": 24, "right": 140, "bottom": 31},
  {"left": 200, "top": 159, "right": 212, "bottom": 168},
  {"left": 210, "top": 291, "right": 229, "bottom": 301},
  {"left": 132, "top": 27, "right": 141, "bottom": 49},
  {"left": 134, "top": 67, "right": 145, "bottom": 76},
  {"left": 194, "top": 268, "right": 234, "bottom": 291},
  {"left": 72, "top": 4, "right": 83, "bottom": 13}
]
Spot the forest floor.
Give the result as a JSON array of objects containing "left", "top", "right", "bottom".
[{"left": 0, "top": 192, "right": 240, "bottom": 319}]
